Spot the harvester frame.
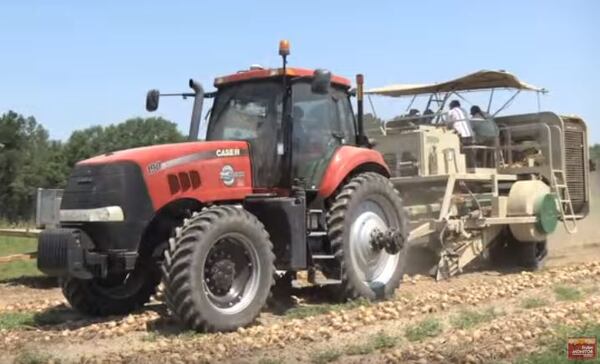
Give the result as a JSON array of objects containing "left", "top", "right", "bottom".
[{"left": 366, "top": 70, "right": 590, "bottom": 278}]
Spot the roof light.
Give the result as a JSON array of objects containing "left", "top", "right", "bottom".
[{"left": 279, "top": 39, "right": 290, "bottom": 56}]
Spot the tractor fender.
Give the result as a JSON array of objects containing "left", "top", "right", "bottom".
[{"left": 318, "top": 146, "right": 390, "bottom": 198}]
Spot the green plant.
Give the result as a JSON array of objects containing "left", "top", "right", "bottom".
[
  {"left": 371, "top": 331, "right": 398, "bottom": 349},
  {"left": 310, "top": 349, "right": 342, "bottom": 364},
  {"left": 521, "top": 297, "right": 549, "bottom": 309},
  {"left": 553, "top": 285, "right": 583, "bottom": 301},
  {"left": 405, "top": 318, "right": 443, "bottom": 342},
  {"left": 13, "top": 348, "right": 56, "bottom": 364},
  {"left": 345, "top": 330, "right": 398, "bottom": 356},
  {"left": 0, "top": 312, "right": 35, "bottom": 330},
  {"left": 450, "top": 307, "right": 499, "bottom": 329}
]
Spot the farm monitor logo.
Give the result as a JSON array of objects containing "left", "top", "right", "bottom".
[{"left": 567, "top": 337, "right": 597, "bottom": 360}]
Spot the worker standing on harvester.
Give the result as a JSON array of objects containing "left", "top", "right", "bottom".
[{"left": 446, "top": 100, "right": 473, "bottom": 143}]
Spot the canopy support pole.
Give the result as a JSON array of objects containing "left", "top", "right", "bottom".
[
  {"left": 492, "top": 90, "right": 521, "bottom": 117},
  {"left": 487, "top": 88, "right": 495, "bottom": 113}
]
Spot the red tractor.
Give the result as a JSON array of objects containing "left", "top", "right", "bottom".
[{"left": 37, "top": 41, "right": 408, "bottom": 331}]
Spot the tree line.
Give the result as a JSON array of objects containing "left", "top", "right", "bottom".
[
  {"left": 0, "top": 111, "right": 184, "bottom": 222},
  {"left": 0, "top": 109, "right": 598, "bottom": 222}
]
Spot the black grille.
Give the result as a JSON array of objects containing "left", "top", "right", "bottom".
[
  {"left": 563, "top": 122, "right": 586, "bottom": 213},
  {"left": 60, "top": 162, "right": 154, "bottom": 251}
]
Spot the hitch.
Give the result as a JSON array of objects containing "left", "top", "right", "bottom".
[{"left": 370, "top": 228, "right": 405, "bottom": 255}]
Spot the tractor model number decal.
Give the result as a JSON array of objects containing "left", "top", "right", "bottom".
[
  {"left": 147, "top": 161, "right": 162, "bottom": 175},
  {"left": 220, "top": 164, "right": 245, "bottom": 186}
]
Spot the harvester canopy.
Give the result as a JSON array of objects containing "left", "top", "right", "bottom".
[{"left": 365, "top": 70, "right": 546, "bottom": 97}]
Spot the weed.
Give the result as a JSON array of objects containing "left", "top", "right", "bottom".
[
  {"left": 371, "top": 331, "right": 398, "bottom": 349},
  {"left": 451, "top": 307, "right": 499, "bottom": 329},
  {"left": 0, "top": 312, "right": 35, "bottom": 330},
  {"left": 310, "top": 349, "right": 342, "bottom": 364},
  {"left": 405, "top": 318, "right": 443, "bottom": 342},
  {"left": 345, "top": 330, "right": 398, "bottom": 356},
  {"left": 553, "top": 285, "right": 583, "bottom": 301},
  {"left": 520, "top": 297, "right": 549, "bottom": 309},
  {"left": 13, "top": 348, "right": 56, "bottom": 364}
]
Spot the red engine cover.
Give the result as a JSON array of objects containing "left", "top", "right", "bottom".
[{"left": 80, "top": 141, "right": 253, "bottom": 211}]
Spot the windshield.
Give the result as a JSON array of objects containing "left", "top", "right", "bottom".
[
  {"left": 206, "top": 81, "right": 283, "bottom": 142},
  {"left": 206, "top": 80, "right": 284, "bottom": 187}
]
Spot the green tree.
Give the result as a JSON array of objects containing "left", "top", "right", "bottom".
[
  {"left": 590, "top": 144, "right": 600, "bottom": 161},
  {"left": 0, "top": 111, "right": 66, "bottom": 221}
]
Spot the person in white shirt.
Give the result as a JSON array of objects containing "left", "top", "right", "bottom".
[{"left": 446, "top": 100, "right": 473, "bottom": 141}]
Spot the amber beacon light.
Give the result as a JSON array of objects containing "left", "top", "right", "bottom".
[{"left": 279, "top": 39, "right": 290, "bottom": 56}]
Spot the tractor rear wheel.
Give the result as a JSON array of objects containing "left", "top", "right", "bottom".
[
  {"left": 162, "top": 206, "right": 275, "bottom": 332},
  {"left": 327, "top": 172, "right": 408, "bottom": 300},
  {"left": 61, "top": 258, "right": 160, "bottom": 316}
]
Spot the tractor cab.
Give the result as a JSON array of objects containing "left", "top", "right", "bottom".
[{"left": 206, "top": 66, "right": 356, "bottom": 190}]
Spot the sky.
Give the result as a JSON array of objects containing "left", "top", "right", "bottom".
[{"left": 0, "top": 1, "right": 599, "bottom": 142}]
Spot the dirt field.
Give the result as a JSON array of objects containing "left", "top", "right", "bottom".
[{"left": 0, "top": 171, "right": 598, "bottom": 364}]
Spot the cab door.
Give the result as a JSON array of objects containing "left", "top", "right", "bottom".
[{"left": 291, "top": 82, "right": 355, "bottom": 188}]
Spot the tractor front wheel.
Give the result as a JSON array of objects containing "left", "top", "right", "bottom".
[
  {"left": 162, "top": 206, "right": 275, "bottom": 332},
  {"left": 61, "top": 259, "right": 160, "bottom": 316}
]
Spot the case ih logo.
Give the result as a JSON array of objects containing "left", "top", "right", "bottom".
[
  {"left": 220, "top": 164, "right": 244, "bottom": 186},
  {"left": 216, "top": 148, "right": 241, "bottom": 157},
  {"left": 568, "top": 337, "right": 597, "bottom": 360}
]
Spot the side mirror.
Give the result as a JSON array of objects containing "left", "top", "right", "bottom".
[
  {"left": 146, "top": 89, "right": 160, "bottom": 112},
  {"left": 312, "top": 69, "right": 331, "bottom": 94}
]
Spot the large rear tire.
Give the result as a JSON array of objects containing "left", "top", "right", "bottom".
[
  {"left": 327, "top": 172, "right": 408, "bottom": 300},
  {"left": 162, "top": 206, "right": 275, "bottom": 332},
  {"left": 62, "top": 259, "right": 160, "bottom": 316}
]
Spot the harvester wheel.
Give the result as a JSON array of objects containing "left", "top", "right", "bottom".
[
  {"left": 327, "top": 172, "right": 408, "bottom": 300},
  {"left": 489, "top": 228, "right": 547, "bottom": 271},
  {"left": 516, "top": 241, "right": 548, "bottom": 270},
  {"left": 61, "top": 259, "right": 160, "bottom": 316},
  {"left": 162, "top": 206, "right": 275, "bottom": 332}
]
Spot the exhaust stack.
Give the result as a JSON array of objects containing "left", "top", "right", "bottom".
[{"left": 188, "top": 79, "right": 205, "bottom": 141}]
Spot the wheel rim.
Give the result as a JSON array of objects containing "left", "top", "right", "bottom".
[
  {"left": 349, "top": 196, "right": 400, "bottom": 286},
  {"left": 202, "top": 233, "right": 260, "bottom": 314}
]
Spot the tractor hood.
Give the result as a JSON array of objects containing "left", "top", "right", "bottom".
[{"left": 80, "top": 140, "right": 250, "bottom": 176}]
